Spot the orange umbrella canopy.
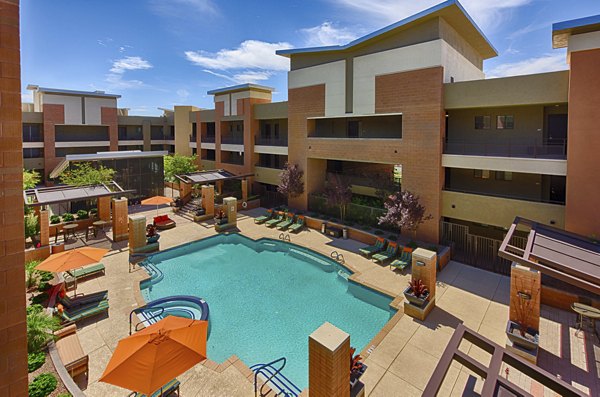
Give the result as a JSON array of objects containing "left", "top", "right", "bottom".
[
  {"left": 141, "top": 196, "right": 173, "bottom": 206},
  {"left": 100, "top": 316, "right": 208, "bottom": 395},
  {"left": 35, "top": 247, "right": 109, "bottom": 273}
]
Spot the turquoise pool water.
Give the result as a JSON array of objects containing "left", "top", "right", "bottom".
[{"left": 141, "top": 234, "right": 393, "bottom": 389}]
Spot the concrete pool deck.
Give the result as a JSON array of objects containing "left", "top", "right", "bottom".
[{"left": 71, "top": 207, "right": 598, "bottom": 396}]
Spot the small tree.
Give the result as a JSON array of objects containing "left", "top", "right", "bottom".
[
  {"left": 26, "top": 305, "right": 60, "bottom": 353},
  {"left": 23, "top": 169, "right": 41, "bottom": 190},
  {"left": 278, "top": 162, "right": 304, "bottom": 199},
  {"left": 60, "top": 162, "right": 115, "bottom": 186},
  {"left": 164, "top": 154, "right": 198, "bottom": 182},
  {"left": 324, "top": 174, "right": 352, "bottom": 221},
  {"left": 378, "top": 190, "right": 432, "bottom": 238}
]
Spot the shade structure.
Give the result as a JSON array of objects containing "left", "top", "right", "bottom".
[
  {"left": 100, "top": 316, "right": 208, "bottom": 395},
  {"left": 141, "top": 196, "right": 173, "bottom": 206},
  {"left": 35, "top": 247, "right": 109, "bottom": 273}
]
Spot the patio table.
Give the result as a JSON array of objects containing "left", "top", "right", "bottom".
[
  {"left": 572, "top": 302, "right": 600, "bottom": 341},
  {"left": 62, "top": 223, "right": 78, "bottom": 241},
  {"left": 92, "top": 220, "right": 110, "bottom": 235}
]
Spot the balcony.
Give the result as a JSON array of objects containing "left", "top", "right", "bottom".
[
  {"left": 118, "top": 134, "right": 143, "bottom": 141},
  {"left": 189, "top": 134, "right": 197, "bottom": 143},
  {"left": 201, "top": 135, "right": 216, "bottom": 143},
  {"left": 221, "top": 135, "right": 244, "bottom": 145},
  {"left": 444, "top": 138, "right": 567, "bottom": 159},
  {"left": 254, "top": 166, "right": 282, "bottom": 185},
  {"left": 23, "top": 130, "right": 43, "bottom": 142},
  {"left": 222, "top": 157, "right": 244, "bottom": 166},
  {"left": 255, "top": 136, "right": 288, "bottom": 146}
]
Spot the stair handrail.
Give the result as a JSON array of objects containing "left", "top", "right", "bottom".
[
  {"left": 253, "top": 357, "right": 301, "bottom": 397},
  {"left": 129, "top": 305, "right": 165, "bottom": 335},
  {"left": 279, "top": 233, "right": 291, "bottom": 242}
]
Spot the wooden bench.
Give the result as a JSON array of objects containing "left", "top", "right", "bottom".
[{"left": 54, "top": 324, "right": 89, "bottom": 378}]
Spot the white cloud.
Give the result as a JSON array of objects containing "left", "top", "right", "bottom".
[
  {"left": 201, "top": 69, "right": 273, "bottom": 84},
  {"left": 301, "top": 22, "right": 359, "bottom": 47},
  {"left": 177, "top": 88, "right": 190, "bottom": 100},
  {"left": 110, "top": 56, "right": 153, "bottom": 74},
  {"left": 485, "top": 53, "right": 567, "bottom": 78},
  {"left": 21, "top": 91, "right": 33, "bottom": 103},
  {"left": 149, "top": 0, "right": 218, "bottom": 19},
  {"left": 105, "top": 73, "right": 145, "bottom": 89},
  {"left": 185, "top": 40, "right": 291, "bottom": 71},
  {"left": 329, "top": 0, "right": 531, "bottom": 31}
]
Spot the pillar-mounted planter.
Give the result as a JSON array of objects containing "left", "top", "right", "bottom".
[
  {"left": 403, "top": 284, "right": 430, "bottom": 307},
  {"left": 506, "top": 320, "right": 539, "bottom": 351},
  {"left": 403, "top": 248, "right": 437, "bottom": 321}
]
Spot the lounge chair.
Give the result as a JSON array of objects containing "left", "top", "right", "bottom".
[
  {"left": 59, "top": 290, "right": 109, "bottom": 309},
  {"left": 59, "top": 299, "right": 109, "bottom": 323},
  {"left": 389, "top": 249, "right": 412, "bottom": 271},
  {"left": 265, "top": 212, "right": 284, "bottom": 228},
  {"left": 132, "top": 379, "right": 180, "bottom": 397},
  {"left": 359, "top": 238, "right": 386, "bottom": 257},
  {"left": 153, "top": 215, "right": 176, "bottom": 230},
  {"left": 65, "top": 263, "right": 105, "bottom": 280},
  {"left": 288, "top": 215, "right": 305, "bottom": 233},
  {"left": 254, "top": 209, "right": 273, "bottom": 224},
  {"left": 276, "top": 213, "right": 295, "bottom": 230},
  {"left": 372, "top": 242, "right": 399, "bottom": 264},
  {"left": 54, "top": 324, "right": 89, "bottom": 378}
]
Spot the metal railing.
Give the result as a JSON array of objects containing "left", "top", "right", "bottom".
[
  {"left": 444, "top": 138, "right": 567, "bottom": 159},
  {"left": 443, "top": 187, "right": 566, "bottom": 205},
  {"left": 222, "top": 157, "right": 244, "bottom": 165},
  {"left": 255, "top": 163, "right": 285, "bottom": 170},
  {"left": 326, "top": 171, "right": 397, "bottom": 189},
  {"left": 189, "top": 135, "right": 197, "bottom": 143},
  {"left": 23, "top": 130, "right": 43, "bottom": 142},
  {"left": 221, "top": 135, "right": 244, "bottom": 145},
  {"left": 255, "top": 136, "right": 288, "bottom": 146},
  {"left": 251, "top": 357, "right": 301, "bottom": 397},
  {"left": 201, "top": 135, "right": 216, "bottom": 143}
]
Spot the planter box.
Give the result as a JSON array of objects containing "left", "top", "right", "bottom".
[
  {"left": 146, "top": 234, "right": 160, "bottom": 244},
  {"left": 506, "top": 320, "right": 539, "bottom": 351},
  {"left": 403, "top": 286, "right": 430, "bottom": 307},
  {"left": 350, "top": 363, "right": 368, "bottom": 389}
]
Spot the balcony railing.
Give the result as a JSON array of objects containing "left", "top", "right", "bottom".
[
  {"left": 326, "top": 171, "right": 397, "bottom": 190},
  {"left": 222, "top": 157, "right": 244, "bottom": 165},
  {"left": 255, "top": 163, "right": 284, "bottom": 170},
  {"left": 443, "top": 187, "right": 565, "bottom": 205},
  {"left": 444, "top": 139, "right": 567, "bottom": 159},
  {"left": 119, "top": 134, "right": 143, "bottom": 141},
  {"left": 201, "top": 135, "right": 216, "bottom": 143},
  {"left": 190, "top": 135, "right": 197, "bottom": 143},
  {"left": 255, "top": 136, "right": 288, "bottom": 146},
  {"left": 23, "top": 131, "right": 43, "bottom": 142},
  {"left": 221, "top": 135, "right": 244, "bottom": 145},
  {"left": 55, "top": 132, "right": 109, "bottom": 142}
]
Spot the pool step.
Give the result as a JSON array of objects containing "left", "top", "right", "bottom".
[
  {"left": 289, "top": 248, "right": 335, "bottom": 272},
  {"left": 337, "top": 269, "right": 351, "bottom": 281}
]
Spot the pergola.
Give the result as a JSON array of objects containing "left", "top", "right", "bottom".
[
  {"left": 24, "top": 181, "right": 132, "bottom": 207},
  {"left": 175, "top": 169, "right": 254, "bottom": 185},
  {"left": 498, "top": 217, "right": 600, "bottom": 295}
]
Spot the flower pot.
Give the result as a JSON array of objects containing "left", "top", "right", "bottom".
[
  {"left": 146, "top": 233, "right": 160, "bottom": 244},
  {"left": 403, "top": 286, "right": 430, "bottom": 307},
  {"left": 350, "top": 363, "right": 368, "bottom": 388},
  {"left": 506, "top": 320, "right": 539, "bottom": 351}
]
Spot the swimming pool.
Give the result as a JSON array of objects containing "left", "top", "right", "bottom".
[{"left": 140, "top": 234, "right": 394, "bottom": 389}]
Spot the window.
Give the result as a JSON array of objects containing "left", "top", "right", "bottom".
[
  {"left": 347, "top": 120, "right": 360, "bottom": 138},
  {"left": 23, "top": 148, "right": 43, "bottom": 158},
  {"left": 495, "top": 171, "right": 513, "bottom": 181},
  {"left": 475, "top": 116, "right": 491, "bottom": 130},
  {"left": 497, "top": 115, "right": 514, "bottom": 129},
  {"left": 474, "top": 169, "right": 490, "bottom": 179}
]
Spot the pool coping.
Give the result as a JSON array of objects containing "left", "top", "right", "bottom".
[{"left": 130, "top": 231, "right": 406, "bottom": 393}]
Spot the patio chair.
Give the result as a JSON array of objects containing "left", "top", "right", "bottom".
[
  {"left": 276, "top": 213, "right": 295, "bottom": 230},
  {"left": 132, "top": 379, "right": 180, "bottom": 397},
  {"left": 54, "top": 324, "right": 89, "bottom": 378},
  {"left": 153, "top": 215, "right": 176, "bottom": 230},
  {"left": 372, "top": 242, "right": 399, "bottom": 264},
  {"left": 265, "top": 212, "right": 284, "bottom": 228},
  {"left": 359, "top": 237, "right": 386, "bottom": 257},
  {"left": 65, "top": 263, "right": 105, "bottom": 280},
  {"left": 59, "top": 290, "right": 109, "bottom": 309},
  {"left": 289, "top": 215, "right": 305, "bottom": 233},
  {"left": 59, "top": 299, "right": 109, "bottom": 324},
  {"left": 254, "top": 209, "right": 273, "bottom": 224},
  {"left": 389, "top": 249, "right": 412, "bottom": 272}
]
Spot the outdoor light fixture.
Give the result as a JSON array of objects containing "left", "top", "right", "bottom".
[
  {"left": 517, "top": 291, "right": 532, "bottom": 300},
  {"left": 416, "top": 260, "right": 425, "bottom": 267}
]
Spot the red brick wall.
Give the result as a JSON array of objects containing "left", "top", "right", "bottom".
[
  {"left": 0, "top": 0, "right": 28, "bottom": 395},
  {"left": 101, "top": 106, "right": 118, "bottom": 151},
  {"left": 42, "top": 103, "right": 64, "bottom": 180},
  {"left": 214, "top": 101, "right": 224, "bottom": 166}
]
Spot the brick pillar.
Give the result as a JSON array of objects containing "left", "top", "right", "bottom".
[
  {"left": 202, "top": 185, "right": 214, "bottom": 217},
  {"left": 101, "top": 107, "right": 119, "bottom": 151},
  {"left": 112, "top": 198, "right": 128, "bottom": 242},
  {"left": 98, "top": 196, "right": 111, "bottom": 221},
  {"left": 42, "top": 104, "right": 64, "bottom": 183},
  {"left": 216, "top": 180, "right": 223, "bottom": 194},
  {"left": 509, "top": 264, "right": 541, "bottom": 331},
  {"left": 142, "top": 120, "right": 151, "bottom": 151},
  {"left": 39, "top": 209, "right": 49, "bottom": 247},
  {"left": 404, "top": 248, "right": 437, "bottom": 320},
  {"left": 128, "top": 215, "right": 147, "bottom": 252},
  {"left": 241, "top": 179, "right": 248, "bottom": 202},
  {"left": 223, "top": 197, "right": 237, "bottom": 225},
  {"left": 308, "top": 322, "right": 350, "bottom": 397},
  {"left": 180, "top": 181, "right": 191, "bottom": 200},
  {"left": 0, "top": 0, "right": 28, "bottom": 394}
]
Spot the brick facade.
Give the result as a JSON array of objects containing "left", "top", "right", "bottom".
[
  {"left": 0, "top": 0, "right": 28, "bottom": 395},
  {"left": 42, "top": 103, "right": 64, "bottom": 179},
  {"left": 101, "top": 106, "right": 119, "bottom": 151}
]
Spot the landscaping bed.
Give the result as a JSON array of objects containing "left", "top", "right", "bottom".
[{"left": 28, "top": 352, "right": 70, "bottom": 397}]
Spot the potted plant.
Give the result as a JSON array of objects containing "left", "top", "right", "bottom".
[
  {"left": 146, "top": 224, "right": 160, "bottom": 244},
  {"left": 404, "top": 279, "right": 430, "bottom": 307},
  {"left": 506, "top": 283, "right": 539, "bottom": 351},
  {"left": 349, "top": 347, "right": 367, "bottom": 388},
  {"left": 49, "top": 215, "right": 61, "bottom": 225},
  {"left": 89, "top": 207, "right": 98, "bottom": 218},
  {"left": 215, "top": 209, "right": 227, "bottom": 225},
  {"left": 61, "top": 213, "right": 75, "bottom": 222},
  {"left": 76, "top": 209, "right": 89, "bottom": 220}
]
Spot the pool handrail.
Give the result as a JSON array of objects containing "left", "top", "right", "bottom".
[{"left": 251, "top": 357, "right": 301, "bottom": 397}]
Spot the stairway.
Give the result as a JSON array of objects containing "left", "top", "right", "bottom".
[{"left": 177, "top": 198, "right": 202, "bottom": 221}]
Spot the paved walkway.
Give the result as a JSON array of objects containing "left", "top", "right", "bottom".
[{"left": 69, "top": 206, "right": 598, "bottom": 396}]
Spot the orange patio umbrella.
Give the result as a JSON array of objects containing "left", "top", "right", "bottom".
[
  {"left": 100, "top": 316, "right": 208, "bottom": 395},
  {"left": 141, "top": 196, "right": 174, "bottom": 216}
]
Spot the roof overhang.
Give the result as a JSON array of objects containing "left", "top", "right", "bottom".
[
  {"left": 175, "top": 169, "right": 254, "bottom": 185},
  {"left": 26, "top": 85, "right": 121, "bottom": 99},
  {"left": 207, "top": 83, "right": 275, "bottom": 96},
  {"left": 552, "top": 14, "right": 600, "bottom": 48},
  {"left": 276, "top": 0, "right": 497, "bottom": 60},
  {"left": 24, "top": 181, "right": 133, "bottom": 207},
  {"left": 498, "top": 217, "right": 600, "bottom": 295}
]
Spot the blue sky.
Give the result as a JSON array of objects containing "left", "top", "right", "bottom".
[{"left": 21, "top": 0, "right": 600, "bottom": 115}]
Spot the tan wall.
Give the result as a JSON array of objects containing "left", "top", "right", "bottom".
[
  {"left": 42, "top": 103, "right": 64, "bottom": 181},
  {"left": 254, "top": 101, "right": 288, "bottom": 119},
  {"left": 0, "top": 0, "right": 28, "bottom": 394},
  {"left": 442, "top": 190, "right": 565, "bottom": 229},
  {"left": 174, "top": 106, "right": 197, "bottom": 156},
  {"left": 254, "top": 166, "right": 281, "bottom": 185},
  {"left": 444, "top": 71, "right": 569, "bottom": 109},
  {"left": 201, "top": 160, "right": 216, "bottom": 170},
  {"left": 446, "top": 168, "right": 545, "bottom": 201},
  {"left": 565, "top": 49, "right": 600, "bottom": 237}
]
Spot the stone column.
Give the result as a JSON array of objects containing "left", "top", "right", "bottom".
[
  {"left": 128, "top": 215, "right": 147, "bottom": 253},
  {"left": 308, "top": 322, "right": 350, "bottom": 397},
  {"left": 241, "top": 179, "right": 248, "bottom": 202},
  {"left": 202, "top": 185, "right": 214, "bottom": 217},
  {"left": 180, "top": 181, "right": 192, "bottom": 201},
  {"left": 223, "top": 197, "right": 237, "bottom": 225},
  {"left": 98, "top": 196, "right": 111, "bottom": 221},
  {"left": 112, "top": 198, "right": 128, "bottom": 242},
  {"left": 216, "top": 180, "right": 223, "bottom": 194},
  {"left": 404, "top": 248, "right": 437, "bottom": 320},
  {"left": 39, "top": 209, "right": 50, "bottom": 247},
  {"left": 142, "top": 120, "right": 151, "bottom": 151}
]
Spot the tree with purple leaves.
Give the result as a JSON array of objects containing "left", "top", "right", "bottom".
[
  {"left": 379, "top": 190, "right": 432, "bottom": 239},
  {"left": 324, "top": 173, "right": 353, "bottom": 221},
  {"left": 278, "top": 162, "right": 304, "bottom": 200}
]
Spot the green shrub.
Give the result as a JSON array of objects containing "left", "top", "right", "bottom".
[
  {"left": 407, "top": 240, "right": 418, "bottom": 250},
  {"left": 89, "top": 207, "right": 98, "bottom": 214},
  {"left": 28, "top": 373, "right": 57, "bottom": 397},
  {"left": 38, "top": 282, "right": 51, "bottom": 292},
  {"left": 39, "top": 271, "right": 54, "bottom": 283},
  {"left": 25, "top": 261, "right": 41, "bottom": 290},
  {"left": 49, "top": 215, "right": 61, "bottom": 224},
  {"left": 30, "top": 292, "right": 49, "bottom": 306},
  {"left": 27, "top": 305, "right": 59, "bottom": 352},
  {"left": 426, "top": 245, "right": 439, "bottom": 253},
  {"left": 76, "top": 209, "right": 88, "bottom": 219},
  {"left": 28, "top": 352, "right": 46, "bottom": 372},
  {"left": 24, "top": 214, "right": 40, "bottom": 239},
  {"left": 27, "top": 304, "right": 44, "bottom": 316},
  {"left": 57, "top": 393, "right": 72, "bottom": 397},
  {"left": 61, "top": 213, "right": 74, "bottom": 222}
]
